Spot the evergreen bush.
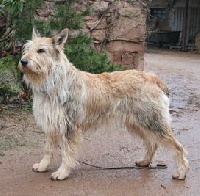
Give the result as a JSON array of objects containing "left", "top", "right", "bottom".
[{"left": 0, "top": 56, "right": 21, "bottom": 103}]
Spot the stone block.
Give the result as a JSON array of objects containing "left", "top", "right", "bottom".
[
  {"left": 91, "top": 29, "right": 106, "bottom": 41},
  {"left": 106, "top": 41, "right": 144, "bottom": 52},
  {"left": 106, "top": 41, "right": 144, "bottom": 70},
  {"left": 84, "top": 16, "right": 99, "bottom": 21},
  {"left": 108, "top": 51, "right": 144, "bottom": 70},
  {"left": 85, "top": 18, "right": 107, "bottom": 29},
  {"left": 108, "top": 17, "right": 146, "bottom": 41},
  {"left": 92, "top": 1, "right": 109, "bottom": 12},
  {"left": 119, "top": 7, "right": 142, "bottom": 18}
]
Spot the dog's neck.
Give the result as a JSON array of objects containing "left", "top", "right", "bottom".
[{"left": 25, "top": 56, "right": 85, "bottom": 105}]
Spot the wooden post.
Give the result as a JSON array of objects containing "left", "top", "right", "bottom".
[{"left": 182, "top": 0, "right": 189, "bottom": 51}]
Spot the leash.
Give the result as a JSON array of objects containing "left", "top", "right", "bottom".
[{"left": 78, "top": 160, "right": 167, "bottom": 170}]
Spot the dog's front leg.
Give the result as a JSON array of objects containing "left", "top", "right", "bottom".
[
  {"left": 33, "top": 134, "right": 57, "bottom": 172},
  {"left": 51, "top": 128, "right": 82, "bottom": 180}
]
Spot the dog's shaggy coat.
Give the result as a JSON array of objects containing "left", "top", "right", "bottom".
[{"left": 19, "top": 28, "right": 188, "bottom": 180}]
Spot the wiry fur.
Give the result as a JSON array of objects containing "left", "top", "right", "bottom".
[{"left": 19, "top": 28, "right": 188, "bottom": 180}]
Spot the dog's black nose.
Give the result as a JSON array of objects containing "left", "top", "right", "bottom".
[{"left": 20, "top": 58, "right": 28, "bottom": 67}]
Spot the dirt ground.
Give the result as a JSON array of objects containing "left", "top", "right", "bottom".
[{"left": 0, "top": 48, "right": 200, "bottom": 196}]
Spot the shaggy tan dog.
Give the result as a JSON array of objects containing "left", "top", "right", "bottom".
[{"left": 18, "top": 28, "right": 188, "bottom": 180}]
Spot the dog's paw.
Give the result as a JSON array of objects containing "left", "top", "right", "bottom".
[
  {"left": 135, "top": 160, "right": 151, "bottom": 167},
  {"left": 32, "top": 163, "right": 48, "bottom": 173},
  {"left": 50, "top": 170, "right": 70, "bottom": 181},
  {"left": 172, "top": 171, "right": 186, "bottom": 180},
  {"left": 172, "top": 161, "right": 188, "bottom": 180}
]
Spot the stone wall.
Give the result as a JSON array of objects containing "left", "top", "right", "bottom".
[
  {"left": 25, "top": 0, "right": 148, "bottom": 70},
  {"left": 74, "top": 0, "right": 147, "bottom": 70},
  {"left": 1, "top": 0, "right": 147, "bottom": 70}
]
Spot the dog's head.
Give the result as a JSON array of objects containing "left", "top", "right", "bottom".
[{"left": 19, "top": 28, "right": 68, "bottom": 83}]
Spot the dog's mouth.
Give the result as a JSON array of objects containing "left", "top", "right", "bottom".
[
  {"left": 19, "top": 58, "right": 39, "bottom": 74},
  {"left": 18, "top": 62, "right": 35, "bottom": 75},
  {"left": 19, "top": 62, "right": 28, "bottom": 72},
  {"left": 18, "top": 61, "right": 44, "bottom": 84}
]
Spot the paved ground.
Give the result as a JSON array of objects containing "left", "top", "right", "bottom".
[{"left": 0, "top": 49, "right": 200, "bottom": 196}]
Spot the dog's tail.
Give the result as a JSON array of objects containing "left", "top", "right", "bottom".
[{"left": 151, "top": 74, "right": 169, "bottom": 97}]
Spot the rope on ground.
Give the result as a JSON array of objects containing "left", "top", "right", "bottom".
[{"left": 78, "top": 160, "right": 167, "bottom": 170}]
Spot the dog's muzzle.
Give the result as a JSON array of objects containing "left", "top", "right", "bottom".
[{"left": 20, "top": 58, "right": 29, "bottom": 67}]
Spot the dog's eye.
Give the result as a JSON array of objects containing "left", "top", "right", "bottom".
[{"left": 37, "top": 49, "right": 45, "bottom": 53}]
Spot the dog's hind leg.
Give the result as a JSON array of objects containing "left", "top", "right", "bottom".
[
  {"left": 161, "top": 132, "right": 189, "bottom": 180},
  {"left": 33, "top": 134, "right": 58, "bottom": 172},
  {"left": 135, "top": 140, "right": 158, "bottom": 167},
  {"left": 51, "top": 128, "right": 82, "bottom": 180},
  {"left": 126, "top": 124, "right": 158, "bottom": 167}
]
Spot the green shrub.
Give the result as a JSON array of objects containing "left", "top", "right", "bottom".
[
  {"left": 0, "top": 56, "right": 21, "bottom": 102},
  {"left": 65, "top": 34, "right": 125, "bottom": 73}
]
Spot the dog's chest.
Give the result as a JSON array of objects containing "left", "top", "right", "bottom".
[
  {"left": 32, "top": 93, "right": 65, "bottom": 130},
  {"left": 32, "top": 92, "right": 83, "bottom": 132}
]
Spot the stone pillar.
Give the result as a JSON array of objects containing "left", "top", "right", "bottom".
[{"left": 81, "top": 0, "right": 147, "bottom": 70}]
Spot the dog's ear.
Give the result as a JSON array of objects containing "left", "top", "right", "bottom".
[
  {"left": 53, "top": 28, "right": 68, "bottom": 49},
  {"left": 32, "top": 27, "right": 41, "bottom": 39}
]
